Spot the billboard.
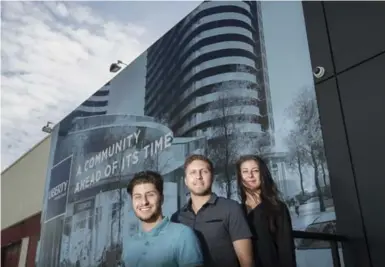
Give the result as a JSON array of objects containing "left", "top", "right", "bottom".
[
  {"left": 45, "top": 156, "right": 72, "bottom": 223},
  {"left": 38, "top": 1, "right": 336, "bottom": 266}
]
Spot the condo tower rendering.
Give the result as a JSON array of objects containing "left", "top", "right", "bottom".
[{"left": 144, "top": 1, "right": 274, "bottom": 145}]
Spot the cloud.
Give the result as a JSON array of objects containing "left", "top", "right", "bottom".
[{"left": 1, "top": 1, "right": 150, "bottom": 171}]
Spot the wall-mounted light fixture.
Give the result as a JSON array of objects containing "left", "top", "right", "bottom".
[
  {"left": 42, "top": 121, "right": 54, "bottom": 133},
  {"left": 109, "top": 60, "right": 128, "bottom": 73}
]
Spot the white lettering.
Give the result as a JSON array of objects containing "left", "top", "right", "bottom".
[
  {"left": 95, "top": 152, "right": 102, "bottom": 165},
  {"left": 84, "top": 160, "right": 89, "bottom": 172},
  {"left": 73, "top": 171, "right": 102, "bottom": 194},
  {"left": 164, "top": 132, "right": 173, "bottom": 148},
  {"left": 88, "top": 157, "right": 95, "bottom": 169},
  {"left": 143, "top": 144, "right": 150, "bottom": 158},
  {"left": 80, "top": 129, "right": 142, "bottom": 172},
  {"left": 132, "top": 151, "right": 139, "bottom": 165},
  {"left": 48, "top": 181, "right": 68, "bottom": 200},
  {"left": 105, "top": 164, "right": 112, "bottom": 177},
  {"left": 126, "top": 134, "right": 133, "bottom": 148},
  {"left": 72, "top": 130, "right": 174, "bottom": 195},
  {"left": 155, "top": 138, "right": 163, "bottom": 154},
  {"left": 102, "top": 149, "right": 108, "bottom": 161},
  {"left": 134, "top": 130, "right": 141, "bottom": 144},
  {"left": 112, "top": 161, "right": 118, "bottom": 175},
  {"left": 76, "top": 165, "right": 82, "bottom": 176},
  {"left": 115, "top": 140, "right": 123, "bottom": 154},
  {"left": 75, "top": 183, "right": 80, "bottom": 193}
]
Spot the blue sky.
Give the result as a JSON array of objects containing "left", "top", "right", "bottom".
[{"left": 1, "top": 1, "right": 201, "bottom": 171}]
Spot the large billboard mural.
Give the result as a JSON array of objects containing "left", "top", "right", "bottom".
[{"left": 38, "top": 1, "right": 336, "bottom": 266}]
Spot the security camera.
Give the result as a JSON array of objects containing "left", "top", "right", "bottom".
[{"left": 313, "top": 66, "right": 325, "bottom": 79}]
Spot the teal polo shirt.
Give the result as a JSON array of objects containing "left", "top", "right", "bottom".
[{"left": 122, "top": 216, "right": 203, "bottom": 267}]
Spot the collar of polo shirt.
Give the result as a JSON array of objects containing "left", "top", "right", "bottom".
[
  {"left": 139, "top": 216, "right": 170, "bottom": 237},
  {"left": 184, "top": 193, "right": 218, "bottom": 211}
]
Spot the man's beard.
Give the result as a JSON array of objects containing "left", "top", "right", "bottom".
[{"left": 136, "top": 206, "right": 162, "bottom": 224}]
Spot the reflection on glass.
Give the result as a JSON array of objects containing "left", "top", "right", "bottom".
[{"left": 38, "top": 1, "right": 336, "bottom": 266}]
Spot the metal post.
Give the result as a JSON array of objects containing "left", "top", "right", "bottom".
[{"left": 331, "top": 241, "right": 341, "bottom": 267}]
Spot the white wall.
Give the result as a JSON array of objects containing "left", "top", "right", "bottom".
[{"left": 1, "top": 136, "right": 50, "bottom": 229}]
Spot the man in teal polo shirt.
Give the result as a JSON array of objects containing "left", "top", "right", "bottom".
[{"left": 122, "top": 170, "right": 203, "bottom": 267}]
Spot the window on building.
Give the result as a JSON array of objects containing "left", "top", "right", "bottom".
[{"left": 1, "top": 241, "right": 22, "bottom": 267}]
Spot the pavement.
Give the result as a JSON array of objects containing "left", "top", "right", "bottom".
[{"left": 289, "top": 203, "right": 336, "bottom": 231}]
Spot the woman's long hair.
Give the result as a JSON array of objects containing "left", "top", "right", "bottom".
[{"left": 236, "top": 154, "right": 282, "bottom": 233}]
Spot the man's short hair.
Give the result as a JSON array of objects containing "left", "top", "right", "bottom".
[
  {"left": 184, "top": 154, "right": 214, "bottom": 172},
  {"left": 126, "top": 170, "right": 164, "bottom": 196}
]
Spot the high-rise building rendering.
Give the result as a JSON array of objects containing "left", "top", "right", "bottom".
[
  {"left": 74, "top": 82, "right": 111, "bottom": 118},
  {"left": 144, "top": 1, "right": 274, "bottom": 142},
  {"left": 56, "top": 82, "right": 111, "bottom": 138}
]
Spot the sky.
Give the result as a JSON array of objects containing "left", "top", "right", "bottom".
[{"left": 0, "top": 0, "right": 201, "bottom": 171}]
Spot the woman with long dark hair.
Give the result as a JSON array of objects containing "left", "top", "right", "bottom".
[{"left": 236, "top": 154, "right": 296, "bottom": 267}]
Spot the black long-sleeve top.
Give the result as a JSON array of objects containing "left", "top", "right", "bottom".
[{"left": 244, "top": 201, "right": 297, "bottom": 267}]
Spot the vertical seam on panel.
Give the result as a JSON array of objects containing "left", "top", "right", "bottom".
[{"left": 321, "top": 2, "right": 373, "bottom": 266}]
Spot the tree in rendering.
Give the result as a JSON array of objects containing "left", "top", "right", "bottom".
[
  {"left": 205, "top": 65, "right": 272, "bottom": 198},
  {"left": 155, "top": 112, "right": 172, "bottom": 128},
  {"left": 206, "top": 86, "right": 241, "bottom": 199},
  {"left": 144, "top": 150, "right": 172, "bottom": 174},
  {"left": 285, "top": 131, "right": 308, "bottom": 196},
  {"left": 286, "top": 86, "right": 328, "bottom": 212}
]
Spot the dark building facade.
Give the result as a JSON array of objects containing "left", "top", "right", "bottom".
[{"left": 303, "top": 2, "right": 385, "bottom": 267}]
